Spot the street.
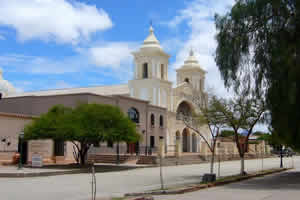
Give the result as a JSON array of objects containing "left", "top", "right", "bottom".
[
  {"left": 155, "top": 158, "right": 300, "bottom": 200},
  {"left": 0, "top": 156, "right": 298, "bottom": 200}
]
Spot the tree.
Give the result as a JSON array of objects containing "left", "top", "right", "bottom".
[
  {"left": 220, "top": 130, "right": 235, "bottom": 137},
  {"left": 178, "top": 94, "right": 226, "bottom": 175},
  {"left": 215, "top": 94, "right": 266, "bottom": 175},
  {"left": 102, "top": 109, "right": 141, "bottom": 164},
  {"left": 24, "top": 104, "right": 140, "bottom": 165},
  {"left": 215, "top": 0, "right": 299, "bottom": 150}
]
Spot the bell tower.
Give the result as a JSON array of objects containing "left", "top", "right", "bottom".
[
  {"left": 176, "top": 49, "right": 206, "bottom": 92},
  {"left": 128, "top": 25, "right": 172, "bottom": 109}
]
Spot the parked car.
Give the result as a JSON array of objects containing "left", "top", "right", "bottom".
[
  {"left": 283, "top": 149, "right": 296, "bottom": 157},
  {"left": 271, "top": 148, "right": 296, "bottom": 157}
]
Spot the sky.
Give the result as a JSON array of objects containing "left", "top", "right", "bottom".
[{"left": 0, "top": 0, "right": 236, "bottom": 95}]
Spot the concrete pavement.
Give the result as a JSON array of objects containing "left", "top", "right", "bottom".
[
  {"left": 0, "top": 156, "right": 298, "bottom": 200},
  {"left": 155, "top": 158, "right": 300, "bottom": 200}
]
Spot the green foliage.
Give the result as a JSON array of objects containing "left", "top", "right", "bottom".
[
  {"left": 212, "top": 95, "right": 266, "bottom": 156},
  {"left": 220, "top": 130, "right": 235, "bottom": 137},
  {"left": 24, "top": 105, "right": 72, "bottom": 141},
  {"left": 24, "top": 103, "right": 140, "bottom": 164},
  {"left": 215, "top": 0, "right": 299, "bottom": 150}
]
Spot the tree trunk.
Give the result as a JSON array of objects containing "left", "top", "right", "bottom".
[
  {"left": 116, "top": 142, "right": 120, "bottom": 165},
  {"left": 159, "top": 155, "right": 164, "bottom": 190},
  {"left": 80, "top": 151, "right": 86, "bottom": 165},
  {"left": 240, "top": 156, "right": 245, "bottom": 175},
  {"left": 210, "top": 151, "right": 215, "bottom": 174}
]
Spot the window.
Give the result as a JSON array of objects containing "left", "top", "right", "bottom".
[
  {"left": 143, "top": 63, "right": 148, "bottom": 78},
  {"left": 159, "top": 115, "right": 164, "bottom": 128},
  {"left": 150, "top": 114, "right": 155, "bottom": 127},
  {"left": 184, "top": 78, "right": 190, "bottom": 83},
  {"left": 161, "top": 64, "right": 164, "bottom": 79},
  {"left": 150, "top": 136, "right": 155, "bottom": 148},
  {"left": 128, "top": 107, "right": 139, "bottom": 123},
  {"left": 54, "top": 140, "right": 65, "bottom": 156}
]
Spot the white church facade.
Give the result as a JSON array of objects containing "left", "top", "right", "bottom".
[
  {"left": 128, "top": 26, "right": 211, "bottom": 155},
  {"left": 0, "top": 26, "right": 211, "bottom": 164}
]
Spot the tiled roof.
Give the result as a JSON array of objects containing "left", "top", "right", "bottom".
[{"left": 7, "top": 84, "right": 129, "bottom": 98}]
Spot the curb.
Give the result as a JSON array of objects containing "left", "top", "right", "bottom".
[
  {"left": 125, "top": 168, "right": 290, "bottom": 197},
  {"left": 0, "top": 169, "right": 84, "bottom": 178},
  {"left": 0, "top": 165, "right": 140, "bottom": 178}
]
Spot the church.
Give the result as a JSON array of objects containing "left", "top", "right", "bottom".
[{"left": 0, "top": 26, "right": 211, "bottom": 164}]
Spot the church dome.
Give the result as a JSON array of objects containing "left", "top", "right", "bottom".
[
  {"left": 180, "top": 49, "right": 205, "bottom": 71},
  {"left": 140, "top": 25, "right": 163, "bottom": 50},
  {"left": 184, "top": 49, "right": 199, "bottom": 65},
  {"left": 0, "top": 69, "right": 16, "bottom": 97}
]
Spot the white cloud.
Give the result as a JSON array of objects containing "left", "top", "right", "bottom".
[
  {"left": 0, "top": 41, "right": 138, "bottom": 75},
  {"left": 0, "top": 54, "right": 84, "bottom": 74},
  {"left": 0, "top": 0, "right": 113, "bottom": 44},
  {"left": 55, "top": 80, "right": 74, "bottom": 88},
  {"left": 0, "top": 41, "right": 138, "bottom": 85},
  {"left": 85, "top": 42, "right": 138, "bottom": 83},
  {"left": 0, "top": 68, "right": 16, "bottom": 96},
  {"left": 88, "top": 42, "right": 138, "bottom": 69},
  {"left": 166, "top": 0, "right": 235, "bottom": 97}
]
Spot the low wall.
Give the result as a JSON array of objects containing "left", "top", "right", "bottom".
[{"left": 0, "top": 151, "right": 15, "bottom": 164}]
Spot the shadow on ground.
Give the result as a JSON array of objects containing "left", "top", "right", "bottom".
[
  {"left": 25, "top": 163, "right": 138, "bottom": 173},
  {"left": 225, "top": 171, "right": 300, "bottom": 190}
]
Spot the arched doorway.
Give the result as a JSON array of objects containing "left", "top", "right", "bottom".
[
  {"left": 176, "top": 101, "right": 193, "bottom": 119},
  {"left": 182, "top": 128, "right": 189, "bottom": 152},
  {"left": 192, "top": 133, "right": 197, "bottom": 152}
]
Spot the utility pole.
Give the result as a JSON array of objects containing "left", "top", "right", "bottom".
[{"left": 280, "top": 145, "right": 283, "bottom": 168}]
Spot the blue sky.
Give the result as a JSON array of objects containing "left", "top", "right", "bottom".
[{"left": 0, "top": 0, "right": 235, "bottom": 94}]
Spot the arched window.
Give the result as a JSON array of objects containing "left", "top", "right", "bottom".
[
  {"left": 143, "top": 63, "right": 148, "bottom": 78},
  {"left": 161, "top": 64, "right": 164, "bottom": 79},
  {"left": 150, "top": 114, "right": 155, "bottom": 127},
  {"left": 128, "top": 107, "right": 139, "bottom": 123},
  {"left": 184, "top": 78, "right": 190, "bottom": 83},
  {"left": 159, "top": 115, "right": 164, "bottom": 128}
]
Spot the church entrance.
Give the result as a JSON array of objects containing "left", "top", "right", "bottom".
[
  {"left": 182, "top": 128, "right": 189, "bottom": 152},
  {"left": 192, "top": 133, "right": 197, "bottom": 152}
]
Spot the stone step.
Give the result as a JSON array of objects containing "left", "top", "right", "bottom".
[
  {"left": 136, "top": 156, "right": 157, "bottom": 165},
  {"left": 162, "top": 155, "right": 206, "bottom": 166},
  {"left": 88, "top": 154, "right": 137, "bottom": 164}
]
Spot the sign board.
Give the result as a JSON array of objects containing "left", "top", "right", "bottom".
[{"left": 32, "top": 154, "right": 43, "bottom": 167}]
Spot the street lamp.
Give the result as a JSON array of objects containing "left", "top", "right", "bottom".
[{"left": 18, "top": 132, "right": 24, "bottom": 170}]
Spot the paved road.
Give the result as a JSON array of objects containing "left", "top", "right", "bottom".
[
  {"left": 155, "top": 158, "right": 300, "bottom": 200},
  {"left": 0, "top": 156, "right": 298, "bottom": 200}
]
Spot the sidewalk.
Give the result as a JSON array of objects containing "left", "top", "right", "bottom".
[
  {"left": 0, "top": 163, "right": 149, "bottom": 177},
  {"left": 0, "top": 165, "right": 78, "bottom": 177}
]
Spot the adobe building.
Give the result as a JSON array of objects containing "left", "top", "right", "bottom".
[{"left": 0, "top": 93, "right": 167, "bottom": 164}]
